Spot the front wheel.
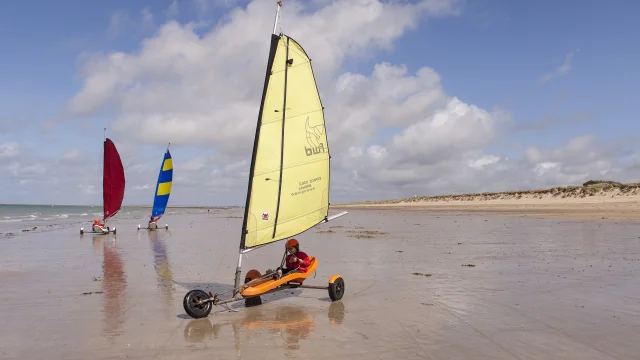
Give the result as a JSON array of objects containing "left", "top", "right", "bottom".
[
  {"left": 183, "top": 289, "right": 213, "bottom": 319},
  {"left": 328, "top": 277, "right": 345, "bottom": 301}
]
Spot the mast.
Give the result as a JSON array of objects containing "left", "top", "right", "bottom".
[
  {"left": 233, "top": 0, "right": 283, "bottom": 293},
  {"left": 103, "top": 127, "right": 107, "bottom": 223}
]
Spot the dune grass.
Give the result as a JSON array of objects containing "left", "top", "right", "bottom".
[{"left": 341, "top": 180, "right": 640, "bottom": 205}]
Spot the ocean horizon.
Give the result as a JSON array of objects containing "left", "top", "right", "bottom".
[{"left": 0, "top": 204, "right": 240, "bottom": 234}]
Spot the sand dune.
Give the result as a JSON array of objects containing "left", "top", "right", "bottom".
[{"left": 335, "top": 180, "right": 640, "bottom": 220}]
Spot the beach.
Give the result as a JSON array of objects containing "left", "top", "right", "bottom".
[{"left": 1, "top": 204, "right": 639, "bottom": 359}]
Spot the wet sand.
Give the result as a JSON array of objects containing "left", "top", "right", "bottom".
[
  {"left": 336, "top": 199, "right": 640, "bottom": 221},
  {"left": 1, "top": 208, "right": 639, "bottom": 359}
]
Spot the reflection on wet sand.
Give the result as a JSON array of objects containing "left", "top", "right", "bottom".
[
  {"left": 91, "top": 234, "right": 102, "bottom": 255},
  {"left": 102, "top": 238, "right": 127, "bottom": 342},
  {"left": 148, "top": 230, "right": 174, "bottom": 313},
  {"left": 184, "top": 302, "right": 345, "bottom": 354},
  {"left": 328, "top": 301, "right": 345, "bottom": 326},
  {"left": 249, "top": 306, "right": 316, "bottom": 352}
]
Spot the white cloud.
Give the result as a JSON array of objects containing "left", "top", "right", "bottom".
[
  {"left": 181, "top": 157, "right": 208, "bottom": 172},
  {"left": 0, "top": 142, "right": 19, "bottom": 159},
  {"left": 108, "top": 8, "right": 157, "bottom": 39},
  {"left": 134, "top": 184, "right": 152, "bottom": 190},
  {"left": 469, "top": 155, "right": 500, "bottom": 169},
  {"left": 107, "top": 10, "right": 131, "bottom": 38},
  {"left": 141, "top": 7, "right": 155, "bottom": 31},
  {"left": 67, "top": 0, "right": 460, "bottom": 153},
  {"left": 534, "top": 162, "right": 560, "bottom": 176},
  {"left": 537, "top": 49, "right": 579, "bottom": 84},
  {"left": 166, "top": 1, "right": 179, "bottom": 18},
  {"left": 8, "top": 162, "right": 48, "bottom": 177},
  {"left": 77, "top": 184, "right": 99, "bottom": 195},
  {"left": 62, "top": 149, "right": 84, "bottom": 164},
  {"left": 194, "top": 0, "right": 241, "bottom": 11},
  {"left": 389, "top": 96, "right": 507, "bottom": 164}
]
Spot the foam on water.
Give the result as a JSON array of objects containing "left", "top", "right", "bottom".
[{"left": 0, "top": 204, "right": 158, "bottom": 234}]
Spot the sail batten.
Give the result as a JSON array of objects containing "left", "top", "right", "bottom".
[
  {"left": 151, "top": 149, "right": 173, "bottom": 222},
  {"left": 240, "top": 33, "right": 330, "bottom": 250}
]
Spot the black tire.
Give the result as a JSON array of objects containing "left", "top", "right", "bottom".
[
  {"left": 245, "top": 296, "right": 262, "bottom": 307},
  {"left": 328, "top": 277, "right": 345, "bottom": 301},
  {"left": 113, "top": 228, "right": 116, "bottom": 235},
  {"left": 183, "top": 289, "right": 213, "bottom": 319}
]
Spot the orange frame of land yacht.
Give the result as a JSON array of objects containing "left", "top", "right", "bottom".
[{"left": 241, "top": 256, "right": 320, "bottom": 297}]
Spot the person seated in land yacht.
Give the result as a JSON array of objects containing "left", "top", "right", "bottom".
[
  {"left": 239, "top": 238, "right": 312, "bottom": 292},
  {"left": 273, "top": 238, "right": 311, "bottom": 279}
]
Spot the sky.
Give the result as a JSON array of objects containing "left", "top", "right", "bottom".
[{"left": 1, "top": 0, "right": 639, "bottom": 206}]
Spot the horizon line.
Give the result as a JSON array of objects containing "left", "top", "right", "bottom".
[{"left": 0, "top": 203, "right": 243, "bottom": 208}]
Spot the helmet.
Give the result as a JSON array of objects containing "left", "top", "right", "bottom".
[
  {"left": 94, "top": 218, "right": 100, "bottom": 223},
  {"left": 285, "top": 239, "right": 299, "bottom": 249}
]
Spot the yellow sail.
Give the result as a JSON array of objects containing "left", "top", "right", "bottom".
[{"left": 240, "top": 33, "right": 330, "bottom": 249}]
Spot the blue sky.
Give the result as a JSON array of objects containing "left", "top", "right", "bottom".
[{"left": 1, "top": 0, "right": 639, "bottom": 205}]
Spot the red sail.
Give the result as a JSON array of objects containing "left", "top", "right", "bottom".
[{"left": 103, "top": 138, "right": 126, "bottom": 220}]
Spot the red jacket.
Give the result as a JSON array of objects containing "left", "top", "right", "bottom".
[{"left": 285, "top": 251, "right": 310, "bottom": 273}]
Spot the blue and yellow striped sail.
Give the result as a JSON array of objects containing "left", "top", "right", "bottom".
[{"left": 151, "top": 149, "right": 172, "bottom": 222}]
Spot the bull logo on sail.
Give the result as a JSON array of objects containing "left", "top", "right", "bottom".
[{"left": 305, "top": 116, "right": 326, "bottom": 156}]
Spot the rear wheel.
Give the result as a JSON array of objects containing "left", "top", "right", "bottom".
[
  {"left": 183, "top": 289, "right": 213, "bottom": 319},
  {"left": 328, "top": 277, "right": 345, "bottom": 301}
]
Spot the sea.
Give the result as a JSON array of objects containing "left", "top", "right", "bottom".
[{"left": 0, "top": 204, "right": 204, "bottom": 235}]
